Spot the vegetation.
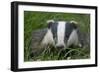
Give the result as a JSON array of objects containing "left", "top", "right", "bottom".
[{"left": 24, "top": 11, "right": 90, "bottom": 61}]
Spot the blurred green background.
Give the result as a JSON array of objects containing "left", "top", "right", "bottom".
[{"left": 24, "top": 11, "right": 90, "bottom": 62}]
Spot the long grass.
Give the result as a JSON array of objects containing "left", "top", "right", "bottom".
[{"left": 24, "top": 11, "right": 90, "bottom": 62}]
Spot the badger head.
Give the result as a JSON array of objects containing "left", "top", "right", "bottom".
[{"left": 41, "top": 20, "right": 82, "bottom": 49}]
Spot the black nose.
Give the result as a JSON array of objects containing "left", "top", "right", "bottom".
[{"left": 56, "top": 45, "right": 64, "bottom": 49}]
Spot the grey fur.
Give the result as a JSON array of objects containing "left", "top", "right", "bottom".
[
  {"left": 77, "top": 29, "right": 90, "bottom": 48},
  {"left": 31, "top": 28, "right": 48, "bottom": 55}
]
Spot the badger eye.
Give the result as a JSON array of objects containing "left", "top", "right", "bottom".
[
  {"left": 64, "top": 37, "right": 67, "bottom": 44},
  {"left": 54, "top": 37, "right": 57, "bottom": 44}
]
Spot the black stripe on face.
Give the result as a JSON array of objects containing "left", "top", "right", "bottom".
[
  {"left": 50, "top": 22, "right": 58, "bottom": 44},
  {"left": 64, "top": 22, "right": 75, "bottom": 44}
]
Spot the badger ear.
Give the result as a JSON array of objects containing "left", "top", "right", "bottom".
[
  {"left": 47, "top": 20, "right": 54, "bottom": 29},
  {"left": 70, "top": 21, "right": 78, "bottom": 29}
]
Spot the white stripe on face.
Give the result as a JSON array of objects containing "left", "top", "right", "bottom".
[
  {"left": 67, "top": 29, "right": 79, "bottom": 47},
  {"left": 41, "top": 29, "right": 55, "bottom": 47},
  {"left": 56, "top": 21, "right": 66, "bottom": 46}
]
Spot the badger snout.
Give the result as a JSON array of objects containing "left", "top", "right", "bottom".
[
  {"left": 56, "top": 42, "right": 65, "bottom": 49},
  {"left": 56, "top": 45, "right": 64, "bottom": 49}
]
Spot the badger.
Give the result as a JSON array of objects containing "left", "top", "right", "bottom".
[{"left": 41, "top": 20, "right": 82, "bottom": 49}]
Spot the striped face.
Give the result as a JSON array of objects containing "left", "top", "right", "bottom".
[
  {"left": 56, "top": 21, "right": 66, "bottom": 48},
  {"left": 46, "top": 20, "right": 79, "bottom": 49}
]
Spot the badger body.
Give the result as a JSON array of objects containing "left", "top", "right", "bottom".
[{"left": 41, "top": 20, "right": 81, "bottom": 49}]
